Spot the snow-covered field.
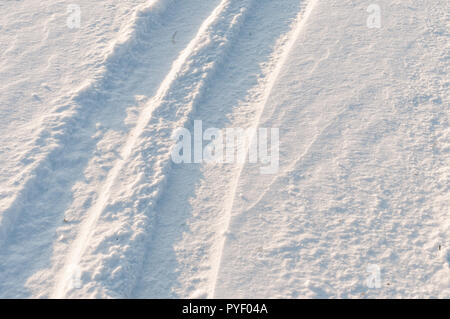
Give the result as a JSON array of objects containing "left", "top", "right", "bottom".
[{"left": 0, "top": 0, "right": 448, "bottom": 298}]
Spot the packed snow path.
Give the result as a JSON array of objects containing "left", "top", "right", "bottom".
[{"left": 0, "top": 0, "right": 448, "bottom": 298}]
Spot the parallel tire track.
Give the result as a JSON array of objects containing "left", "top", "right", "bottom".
[
  {"left": 0, "top": 0, "right": 220, "bottom": 298},
  {"left": 0, "top": 0, "right": 176, "bottom": 249},
  {"left": 131, "top": 0, "right": 318, "bottom": 298},
  {"left": 53, "top": 0, "right": 254, "bottom": 298}
]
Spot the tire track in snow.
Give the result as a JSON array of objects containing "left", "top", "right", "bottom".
[
  {"left": 0, "top": 0, "right": 175, "bottom": 249},
  {"left": 211, "top": 0, "right": 450, "bottom": 298},
  {"left": 0, "top": 0, "right": 221, "bottom": 298},
  {"left": 132, "top": 0, "right": 309, "bottom": 298},
  {"left": 53, "top": 0, "right": 254, "bottom": 298},
  {"left": 211, "top": 0, "right": 319, "bottom": 297}
]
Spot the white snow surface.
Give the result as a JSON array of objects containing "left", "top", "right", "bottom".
[{"left": 0, "top": 0, "right": 448, "bottom": 298}]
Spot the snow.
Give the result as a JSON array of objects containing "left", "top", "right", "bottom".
[{"left": 0, "top": 0, "right": 448, "bottom": 298}]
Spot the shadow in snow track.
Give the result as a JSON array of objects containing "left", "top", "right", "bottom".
[
  {"left": 133, "top": 0, "right": 308, "bottom": 298},
  {"left": 0, "top": 0, "right": 221, "bottom": 298}
]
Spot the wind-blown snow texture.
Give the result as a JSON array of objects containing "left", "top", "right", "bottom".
[{"left": 0, "top": 0, "right": 448, "bottom": 298}]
